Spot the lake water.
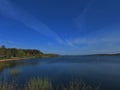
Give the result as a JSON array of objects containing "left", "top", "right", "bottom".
[{"left": 0, "top": 56, "right": 120, "bottom": 90}]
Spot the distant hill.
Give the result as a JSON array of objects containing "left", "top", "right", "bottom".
[{"left": 86, "top": 53, "right": 120, "bottom": 56}]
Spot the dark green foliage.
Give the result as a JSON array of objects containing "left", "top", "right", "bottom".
[
  {"left": 0, "top": 45, "right": 43, "bottom": 59},
  {"left": 0, "top": 45, "right": 6, "bottom": 57}
]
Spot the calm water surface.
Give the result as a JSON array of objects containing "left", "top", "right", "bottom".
[{"left": 0, "top": 56, "right": 120, "bottom": 90}]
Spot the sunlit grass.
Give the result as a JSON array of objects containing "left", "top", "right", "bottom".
[{"left": 25, "top": 78, "right": 52, "bottom": 90}]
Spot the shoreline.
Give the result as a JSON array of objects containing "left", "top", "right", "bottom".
[
  {"left": 0, "top": 55, "right": 59, "bottom": 62},
  {"left": 0, "top": 57, "right": 36, "bottom": 62}
]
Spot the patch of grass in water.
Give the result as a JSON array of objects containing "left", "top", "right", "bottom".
[
  {"left": 10, "top": 69, "right": 20, "bottom": 76},
  {"left": 0, "top": 78, "right": 100, "bottom": 90},
  {"left": 25, "top": 78, "right": 52, "bottom": 90}
]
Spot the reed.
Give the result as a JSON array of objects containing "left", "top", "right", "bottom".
[{"left": 0, "top": 78, "right": 100, "bottom": 90}]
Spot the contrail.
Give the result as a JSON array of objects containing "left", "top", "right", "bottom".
[
  {"left": 75, "top": 0, "right": 95, "bottom": 32},
  {"left": 0, "top": 0, "right": 64, "bottom": 44}
]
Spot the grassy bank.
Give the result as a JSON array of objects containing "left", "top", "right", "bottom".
[
  {"left": 0, "top": 78, "right": 100, "bottom": 90},
  {"left": 0, "top": 53, "right": 59, "bottom": 62}
]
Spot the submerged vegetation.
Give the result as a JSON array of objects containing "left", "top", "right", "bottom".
[
  {"left": 0, "top": 45, "right": 58, "bottom": 61},
  {"left": 25, "top": 78, "right": 52, "bottom": 90},
  {"left": 10, "top": 69, "right": 20, "bottom": 76},
  {"left": 0, "top": 78, "right": 100, "bottom": 90}
]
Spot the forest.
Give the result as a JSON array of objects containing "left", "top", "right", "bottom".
[{"left": 0, "top": 45, "right": 58, "bottom": 59}]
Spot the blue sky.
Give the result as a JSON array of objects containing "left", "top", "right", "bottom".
[{"left": 0, "top": 0, "right": 120, "bottom": 55}]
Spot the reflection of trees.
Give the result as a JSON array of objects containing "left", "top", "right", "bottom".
[{"left": 0, "top": 61, "right": 39, "bottom": 73}]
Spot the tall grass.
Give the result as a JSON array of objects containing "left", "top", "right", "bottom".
[
  {"left": 25, "top": 78, "right": 52, "bottom": 90},
  {"left": 0, "top": 78, "right": 100, "bottom": 90},
  {"left": 56, "top": 81, "right": 100, "bottom": 90},
  {"left": 0, "top": 82, "right": 17, "bottom": 90}
]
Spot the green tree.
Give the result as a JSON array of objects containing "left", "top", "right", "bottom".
[
  {"left": 17, "top": 50, "right": 26, "bottom": 57},
  {"left": 6, "top": 49, "right": 12, "bottom": 58},
  {"left": 0, "top": 45, "right": 6, "bottom": 56}
]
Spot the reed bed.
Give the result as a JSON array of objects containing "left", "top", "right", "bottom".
[{"left": 0, "top": 78, "right": 100, "bottom": 90}]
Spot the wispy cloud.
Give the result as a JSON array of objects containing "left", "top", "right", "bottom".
[
  {"left": 0, "top": 0, "right": 120, "bottom": 55},
  {"left": 66, "top": 26, "right": 120, "bottom": 49},
  {"left": 0, "top": 0, "right": 65, "bottom": 45},
  {"left": 74, "top": 0, "right": 95, "bottom": 31}
]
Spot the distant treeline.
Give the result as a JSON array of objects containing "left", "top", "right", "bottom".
[{"left": 0, "top": 45, "right": 58, "bottom": 59}]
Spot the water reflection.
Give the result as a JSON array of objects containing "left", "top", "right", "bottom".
[
  {"left": 0, "top": 60, "right": 39, "bottom": 73},
  {"left": 0, "top": 56, "right": 120, "bottom": 90}
]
